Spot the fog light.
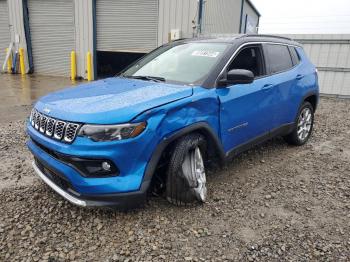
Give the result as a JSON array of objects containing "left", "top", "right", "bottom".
[
  {"left": 102, "top": 161, "right": 111, "bottom": 171},
  {"left": 55, "top": 152, "right": 119, "bottom": 177}
]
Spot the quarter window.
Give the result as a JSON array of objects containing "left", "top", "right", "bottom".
[
  {"left": 289, "top": 46, "right": 300, "bottom": 66},
  {"left": 265, "top": 44, "right": 293, "bottom": 74}
]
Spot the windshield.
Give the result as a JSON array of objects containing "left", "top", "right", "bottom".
[{"left": 121, "top": 42, "right": 229, "bottom": 85}]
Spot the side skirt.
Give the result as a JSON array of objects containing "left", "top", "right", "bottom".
[{"left": 226, "top": 123, "right": 295, "bottom": 159}]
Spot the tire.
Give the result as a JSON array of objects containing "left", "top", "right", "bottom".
[
  {"left": 166, "top": 133, "right": 207, "bottom": 206},
  {"left": 283, "top": 101, "right": 314, "bottom": 146}
]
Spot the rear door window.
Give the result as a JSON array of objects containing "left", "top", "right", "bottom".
[{"left": 265, "top": 44, "right": 294, "bottom": 74}]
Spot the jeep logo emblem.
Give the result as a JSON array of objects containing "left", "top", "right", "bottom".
[{"left": 43, "top": 107, "right": 51, "bottom": 114}]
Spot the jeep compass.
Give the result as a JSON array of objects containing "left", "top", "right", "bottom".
[{"left": 27, "top": 35, "right": 319, "bottom": 208}]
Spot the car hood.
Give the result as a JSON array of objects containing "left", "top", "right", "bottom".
[{"left": 35, "top": 77, "right": 193, "bottom": 124}]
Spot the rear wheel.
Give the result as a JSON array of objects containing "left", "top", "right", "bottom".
[
  {"left": 284, "top": 101, "right": 314, "bottom": 145},
  {"left": 166, "top": 133, "right": 207, "bottom": 206}
]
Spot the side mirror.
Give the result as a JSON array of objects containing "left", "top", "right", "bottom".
[{"left": 219, "top": 69, "right": 254, "bottom": 86}]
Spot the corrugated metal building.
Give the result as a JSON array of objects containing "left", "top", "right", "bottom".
[
  {"left": 285, "top": 34, "right": 350, "bottom": 97},
  {"left": 0, "top": 0, "right": 29, "bottom": 71},
  {"left": 158, "top": 0, "right": 198, "bottom": 46},
  {"left": 26, "top": 0, "right": 75, "bottom": 76},
  {"left": 240, "top": 0, "right": 260, "bottom": 34},
  {"left": 0, "top": 0, "right": 260, "bottom": 79},
  {"left": 0, "top": 0, "right": 11, "bottom": 65},
  {"left": 202, "top": 0, "right": 260, "bottom": 35}
]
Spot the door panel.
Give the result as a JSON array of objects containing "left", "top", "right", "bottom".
[
  {"left": 216, "top": 77, "right": 275, "bottom": 153},
  {"left": 263, "top": 44, "right": 299, "bottom": 127},
  {"left": 262, "top": 69, "right": 297, "bottom": 127},
  {"left": 216, "top": 44, "right": 275, "bottom": 153}
]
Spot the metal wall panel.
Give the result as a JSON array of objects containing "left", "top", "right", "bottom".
[
  {"left": 317, "top": 71, "right": 350, "bottom": 97},
  {"left": 157, "top": 0, "right": 198, "bottom": 46},
  {"left": 284, "top": 34, "right": 350, "bottom": 97},
  {"left": 96, "top": 0, "right": 158, "bottom": 53},
  {"left": 4, "top": 0, "right": 29, "bottom": 72},
  {"left": 0, "top": 0, "right": 11, "bottom": 66},
  {"left": 241, "top": 0, "right": 259, "bottom": 33},
  {"left": 28, "top": 0, "right": 75, "bottom": 76},
  {"left": 301, "top": 42, "right": 350, "bottom": 69},
  {"left": 74, "top": 0, "right": 94, "bottom": 79},
  {"left": 202, "top": 0, "right": 242, "bottom": 35}
]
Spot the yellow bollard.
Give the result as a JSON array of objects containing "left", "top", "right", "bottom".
[
  {"left": 86, "top": 51, "right": 92, "bottom": 81},
  {"left": 19, "top": 48, "right": 25, "bottom": 75},
  {"left": 71, "top": 51, "right": 77, "bottom": 80},
  {"left": 6, "top": 48, "right": 12, "bottom": 73}
]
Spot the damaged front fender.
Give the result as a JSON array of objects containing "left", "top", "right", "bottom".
[{"left": 134, "top": 86, "right": 225, "bottom": 184}]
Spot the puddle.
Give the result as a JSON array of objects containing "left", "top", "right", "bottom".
[{"left": 0, "top": 74, "right": 83, "bottom": 122}]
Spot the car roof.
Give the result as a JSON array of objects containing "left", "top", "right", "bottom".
[{"left": 177, "top": 34, "right": 302, "bottom": 47}]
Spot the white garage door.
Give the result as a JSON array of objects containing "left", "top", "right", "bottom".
[
  {"left": 96, "top": 0, "right": 158, "bottom": 53},
  {"left": 0, "top": 0, "right": 11, "bottom": 66},
  {"left": 28, "top": 0, "right": 75, "bottom": 76}
]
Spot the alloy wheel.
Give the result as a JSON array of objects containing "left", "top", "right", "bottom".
[
  {"left": 181, "top": 147, "right": 207, "bottom": 202},
  {"left": 297, "top": 107, "right": 313, "bottom": 141}
]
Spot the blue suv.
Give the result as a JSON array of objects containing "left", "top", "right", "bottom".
[{"left": 27, "top": 35, "right": 319, "bottom": 209}]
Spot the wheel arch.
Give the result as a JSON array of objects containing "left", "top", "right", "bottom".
[
  {"left": 303, "top": 92, "right": 319, "bottom": 112},
  {"left": 142, "top": 122, "right": 225, "bottom": 186}
]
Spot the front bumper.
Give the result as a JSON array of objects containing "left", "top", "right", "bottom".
[
  {"left": 32, "top": 158, "right": 149, "bottom": 208},
  {"left": 26, "top": 121, "right": 157, "bottom": 209},
  {"left": 26, "top": 121, "right": 157, "bottom": 193},
  {"left": 32, "top": 161, "right": 87, "bottom": 207}
]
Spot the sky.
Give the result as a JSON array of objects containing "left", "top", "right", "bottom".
[{"left": 251, "top": 0, "right": 350, "bottom": 34}]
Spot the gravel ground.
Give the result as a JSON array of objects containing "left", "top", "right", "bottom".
[{"left": 0, "top": 98, "right": 349, "bottom": 261}]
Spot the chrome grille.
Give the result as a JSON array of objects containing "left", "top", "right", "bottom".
[
  {"left": 54, "top": 121, "right": 66, "bottom": 140},
  {"left": 29, "top": 109, "right": 80, "bottom": 143},
  {"left": 30, "top": 110, "right": 36, "bottom": 126},
  {"left": 39, "top": 115, "right": 47, "bottom": 133},
  {"left": 64, "top": 123, "right": 80, "bottom": 143},
  {"left": 34, "top": 112, "right": 41, "bottom": 129},
  {"left": 46, "top": 118, "right": 56, "bottom": 136}
]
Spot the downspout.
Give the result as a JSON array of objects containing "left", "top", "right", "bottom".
[
  {"left": 244, "top": 14, "right": 248, "bottom": 34},
  {"left": 92, "top": 0, "right": 97, "bottom": 80},
  {"left": 22, "top": 0, "right": 33, "bottom": 73},
  {"left": 239, "top": 0, "right": 245, "bottom": 33},
  {"left": 197, "top": 0, "right": 204, "bottom": 35}
]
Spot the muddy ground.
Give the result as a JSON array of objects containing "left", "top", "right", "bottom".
[{"left": 0, "top": 97, "right": 349, "bottom": 261}]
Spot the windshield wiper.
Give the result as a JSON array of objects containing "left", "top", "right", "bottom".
[{"left": 124, "top": 75, "right": 166, "bottom": 83}]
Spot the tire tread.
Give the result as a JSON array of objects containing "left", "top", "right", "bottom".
[{"left": 166, "top": 133, "right": 206, "bottom": 206}]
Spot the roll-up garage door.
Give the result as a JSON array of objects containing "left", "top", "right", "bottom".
[
  {"left": 27, "top": 0, "right": 75, "bottom": 76},
  {"left": 0, "top": 0, "right": 11, "bottom": 66},
  {"left": 96, "top": 0, "right": 158, "bottom": 53}
]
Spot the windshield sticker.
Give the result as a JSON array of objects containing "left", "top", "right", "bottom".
[{"left": 191, "top": 50, "right": 220, "bottom": 58}]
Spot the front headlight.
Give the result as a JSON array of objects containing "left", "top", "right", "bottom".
[{"left": 78, "top": 122, "right": 147, "bottom": 142}]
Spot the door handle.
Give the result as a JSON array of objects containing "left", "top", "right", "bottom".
[
  {"left": 296, "top": 74, "right": 304, "bottom": 80},
  {"left": 261, "top": 84, "right": 274, "bottom": 91}
]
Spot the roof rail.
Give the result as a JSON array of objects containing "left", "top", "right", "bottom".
[{"left": 241, "top": 34, "right": 293, "bottom": 41}]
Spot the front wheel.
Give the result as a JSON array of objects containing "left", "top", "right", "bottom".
[
  {"left": 284, "top": 101, "right": 314, "bottom": 146},
  {"left": 166, "top": 133, "right": 207, "bottom": 206}
]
